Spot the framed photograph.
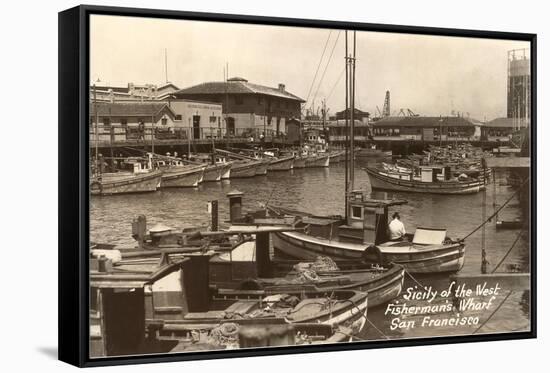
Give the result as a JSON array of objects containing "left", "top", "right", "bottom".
[{"left": 58, "top": 4, "right": 536, "bottom": 367}]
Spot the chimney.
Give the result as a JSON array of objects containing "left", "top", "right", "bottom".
[{"left": 278, "top": 83, "right": 285, "bottom": 92}]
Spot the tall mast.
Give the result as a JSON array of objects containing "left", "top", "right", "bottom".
[
  {"left": 350, "top": 31, "right": 356, "bottom": 191},
  {"left": 93, "top": 82, "right": 99, "bottom": 175},
  {"left": 344, "top": 31, "right": 349, "bottom": 220},
  {"left": 165, "top": 48, "right": 168, "bottom": 83}
]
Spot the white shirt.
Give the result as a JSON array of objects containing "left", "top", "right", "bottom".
[{"left": 389, "top": 218, "right": 406, "bottom": 240}]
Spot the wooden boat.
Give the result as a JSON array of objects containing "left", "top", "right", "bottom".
[
  {"left": 90, "top": 157, "right": 162, "bottom": 195},
  {"left": 160, "top": 165, "right": 205, "bottom": 188},
  {"left": 91, "top": 250, "right": 368, "bottom": 356},
  {"left": 210, "top": 240, "right": 404, "bottom": 308},
  {"left": 364, "top": 166, "right": 485, "bottom": 194},
  {"left": 305, "top": 153, "right": 330, "bottom": 168},
  {"left": 267, "top": 155, "right": 295, "bottom": 171},
  {"left": 355, "top": 147, "right": 392, "bottom": 159},
  {"left": 201, "top": 163, "right": 226, "bottom": 182},
  {"left": 328, "top": 150, "right": 345, "bottom": 163},
  {"left": 293, "top": 157, "right": 307, "bottom": 169},
  {"left": 255, "top": 159, "right": 269, "bottom": 175},
  {"left": 272, "top": 226, "right": 464, "bottom": 274},
  {"left": 262, "top": 191, "right": 466, "bottom": 274},
  {"left": 230, "top": 160, "right": 261, "bottom": 178}
]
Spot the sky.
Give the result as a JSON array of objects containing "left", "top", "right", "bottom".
[{"left": 90, "top": 15, "right": 530, "bottom": 121}]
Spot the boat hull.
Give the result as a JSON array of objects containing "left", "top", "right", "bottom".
[
  {"left": 293, "top": 158, "right": 306, "bottom": 169},
  {"left": 365, "top": 167, "right": 485, "bottom": 194},
  {"left": 268, "top": 156, "right": 295, "bottom": 171},
  {"left": 202, "top": 164, "right": 226, "bottom": 182},
  {"left": 91, "top": 170, "right": 162, "bottom": 195},
  {"left": 273, "top": 231, "right": 465, "bottom": 274},
  {"left": 255, "top": 160, "right": 269, "bottom": 175},
  {"left": 305, "top": 154, "right": 330, "bottom": 168},
  {"left": 230, "top": 162, "right": 259, "bottom": 178},
  {"left": 161, "top": 167, "right": 205, "bottom": 187}
]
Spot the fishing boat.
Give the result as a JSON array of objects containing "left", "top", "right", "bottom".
[
  {"left": 91, "top": 250, "right": 368, "bottom": 356},
  {"left": 210, "top": 240, "right": 404, "bottom": 308},
  {"left": 267, "top": 155, "right": 295, "bottom": 171},
  {"left": 188, "top": 154, "right": 233, "bottom": 182},
  {"left": 293, "top": 157, "right": 307, "bottom": 169},
  {"left": 263, "top": 190, "right": 466, "bottom": 274},
  {"left": 328, "top": 150, "right": 345, "bottom": 163},
  {"left": 159, "top": 164, "right": 205, "bottom": 188},
  {"left": 355, "top": 146, "right": 392, "bottom": 159},
  {"left": 230, "top": 160, "right": 261, "bottom": 178},
  {"left": 364, "top": 166, "right": 486, "bottom": 194},
  {"left": 255, "top": 159, "right": 270, "bottom": 176},
  {"left": 90, "top": 155, "right": 162, "bottom": 196},
  {"left": 305, "top": 153, "right": 330, "bottom": 168}
]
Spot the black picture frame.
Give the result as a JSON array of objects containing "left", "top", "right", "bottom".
[{"left": 58, "top": 4, "right": 537, "bottom": 367}]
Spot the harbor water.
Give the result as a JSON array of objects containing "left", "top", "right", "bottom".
[{"left": 90, "top": 159, "right": 531, "bottom": 341}]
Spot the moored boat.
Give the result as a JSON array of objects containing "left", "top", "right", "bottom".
[
  {"left": 267, "top": 155, "right": 295, "bottom": 171},
  {"left": 364, "top": 166, "right": 485, "bottom": 194},
  {"left": 91, "top": 156, "right": 162, "bottom": 195},
  {"left": 305, "top": 153, "right": 330, "bottom": 168},
  {"left": 160, "top": 164, "right": 205, "bottom": 188},
  {"left": 230, "top": 160, "right": 261, "bottom": 178}
]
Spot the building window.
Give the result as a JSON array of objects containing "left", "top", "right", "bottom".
[
  {"left": 120, "top": 118, "right": 128, "bottom": 127},
  {"left": 102, "top": 117, "right": 111, "bottom": 127},
  {"left": 235, "top": 96, "right": 243, "bottom": 105},
  {"left": 175, "top": 114, "right": 182, "bottom": 121},
  {"left": 351, "top": 206, "right": 363, "bottom": 220},
  {"left": 209, "top": 116, "right": 217, "bottom": 123},
  {"left": 161, "top": 118, "right": 168, "bottom": 126},
  {"left": 258, "top": 96, "right": 263, "bottom": 105}
]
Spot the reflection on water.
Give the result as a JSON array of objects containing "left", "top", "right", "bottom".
[{"left": 90, "top": 159, "right": 531, "bottom": 340}]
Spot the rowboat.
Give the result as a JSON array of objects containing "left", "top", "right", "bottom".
[
  {"left": 211, "top": 240, "right": 404, "bottom": 308},
  {"left": 364, "top": 166, "right": 485, "bottom": 194},
  {"left": 160, "top": 165, "right": 205, "bottom": 188},
  {"left": 305, "top": 153, "right": 330, "bottom": 168},
  {"left": 267, "top": 155, "right": 295, "bottom": 171}
]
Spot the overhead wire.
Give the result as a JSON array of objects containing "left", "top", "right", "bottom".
[
  {"left": 311, "top": 30, "right": 342, "bottom": 108},
  {"left": 304, "top": 30, "right": 333, "bottom": 106}
]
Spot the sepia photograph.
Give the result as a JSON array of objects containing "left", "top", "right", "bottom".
[{"left": 86, "top": 11, "right": 533, "bottom": 359}]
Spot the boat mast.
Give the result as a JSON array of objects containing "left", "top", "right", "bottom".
[
  {"left": 93, "top": 82, "right": 100, "bottom": 175},
  {"left": 344, "top": 31, "right": 349, "bottom": 220},
  {"left": 350, "top": 31, "right": 356, "bottom": 191}
]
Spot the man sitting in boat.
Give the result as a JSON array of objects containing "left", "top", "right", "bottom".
[{"left": 389, "top": 212, "right": 406, "bottom": 241}]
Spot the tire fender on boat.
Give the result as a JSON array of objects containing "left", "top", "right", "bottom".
[{"left": 363, "top": 245, "right": 386, "bottom": 265}]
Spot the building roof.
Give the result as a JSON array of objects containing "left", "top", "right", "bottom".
[
  {"left": 485, "top": 117, "right": 529, "bottom": 128},
  {"left": 175, "top": 78, "right": 305, "bottom": 102},
  {"left": 90, "top": 102, "right": 176, "bottom": 117},
  {"left": 373, "top": 116, "right": 481, "bottom": 128}
]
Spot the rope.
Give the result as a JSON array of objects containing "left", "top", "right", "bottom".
[
  {"left": 472, "top": 290, "right": 513, "bottom": 335},
  {"left": 326, "top": 67, "right": 346, "bottom": 101},
  {"left": 491, "top": 228, "right": 526, "bottom": 273},
  {"left": 311, "top": 31, "right": 342, "bottom": 105},
  {"left": 365, "top": 317, "right": 390, "bottom": 340},
  {"left": 460, "top": 177, "right": 529, "bottom": 241},
  {"left": 304, "top": 30, "right": 332, "bottom": 105},
  {"left": 404, "top": 268, "right": 427, "bottom": 289}
]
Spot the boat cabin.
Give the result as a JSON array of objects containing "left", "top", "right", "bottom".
[{"left": 339, "top": 190, "right": 408, "bottom": 245}]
